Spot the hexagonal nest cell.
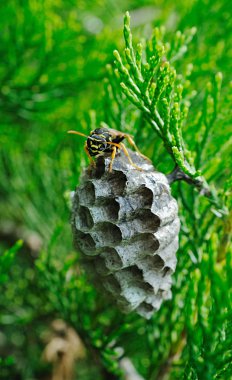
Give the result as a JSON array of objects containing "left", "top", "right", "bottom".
[{"left": 71, "top": 148, "right": 180, "bottom": 318}]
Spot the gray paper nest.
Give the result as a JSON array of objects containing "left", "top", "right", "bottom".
[{"left": 71, "top": 149, "right": 180, "bottom": 318}]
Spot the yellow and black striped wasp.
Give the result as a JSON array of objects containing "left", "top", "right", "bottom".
[{"left": 68, "top": 126, "right": 146, "bottom": 172}]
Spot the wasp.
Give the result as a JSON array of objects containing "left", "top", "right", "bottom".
[{"left": 68, "top": 126, "right": 146, "bottom": 172}]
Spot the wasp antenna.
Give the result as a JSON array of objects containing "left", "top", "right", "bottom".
[{"left": 67, "top": 130, "right": 89, "bottom": 138}]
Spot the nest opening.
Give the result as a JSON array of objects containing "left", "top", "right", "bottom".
[
  {"left": 101, "top": 248, "right": 123, "bottom": 271},
  {"left": 94, "top": 256, "right": 109, "bottom": 276},
  {"left": 157, "top": 289, "right": 165, "bottom": 297},
  {"left": 104, "top": 274, "right": 121, "bottom": 294},
  {"left": 136, "top": 210, "right": 160, "bottom": 231},
  {"left": 99, "top": 199, "right": 120, "bottom": 221},
  {"left": 137, "top": 302, "right": 154, "bottom": 313},
  {"left": 124, "top": 265, "right": 144, "bottom": 283},
  {"left": 150, "top": 255, "right": 165, "bottom": 270},
  {"left": 93, "top": 156, "right": 106, "bottom": 178},
  {"left": 131, "top": 186, "right": 154, "bottom": 208},
  {"left": 131, "top": 233, "right": 159, "bottom": 254},
  {"left": 94, "top": 222, "right": 122, "bottom": 246},
  {"left": 162, "top": 266, "right": 172, "bottom": 277},
  {"left": 75, "top": 231, "right": 96, "bottom": 252},
  {"left": 76, "top": 206, "right": 94, "bottom": 230},
  {"left": 107, "top": 172, "right": 127, "bottom": 196},
  {"left": 78, "top": 181, "right": 95, "bottom": 205}
]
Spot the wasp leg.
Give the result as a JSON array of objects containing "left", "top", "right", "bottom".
[
  {"left": 109, "top": 145, "right": 117, "bottom": 173},
  {"left": 120, "top": 143, "right": 143, "bottom": 171},
  {"left": 125, "top": 135, "right": 151, "bottom": 161},
  {"left": 84, "top": 142, "right": 95, "bottom": 167}
]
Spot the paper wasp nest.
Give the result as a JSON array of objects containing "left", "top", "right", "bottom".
[{"left": 71, "top": 149, "right": 180, "bottom": 318}]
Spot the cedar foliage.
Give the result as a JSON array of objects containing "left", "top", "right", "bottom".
[{"left": 0, "top": 1, "right": 231, "bottom": 379}]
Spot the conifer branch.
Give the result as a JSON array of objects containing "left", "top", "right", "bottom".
[{"left": 111, "top": 11, "right": 223, "bottom": 207}]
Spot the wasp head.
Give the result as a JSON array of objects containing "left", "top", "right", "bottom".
[
  {"left": 87, "top": 133, "right": 109, "bottom": 156},
  {"left": 68, "top": 128, "right": 113, "bottom": 157}
]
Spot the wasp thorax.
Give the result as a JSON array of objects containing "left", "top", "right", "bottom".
[{"left": 71, "top": 149, "right": 180, "bottom": 318}]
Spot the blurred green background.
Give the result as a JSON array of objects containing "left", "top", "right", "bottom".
[{"left": 0, "top": 1, "right": 231, "bottom": 380}]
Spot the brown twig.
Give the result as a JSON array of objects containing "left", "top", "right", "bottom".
[{"left": 167, "top": 166, "right": 211, "bottom": 197}]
